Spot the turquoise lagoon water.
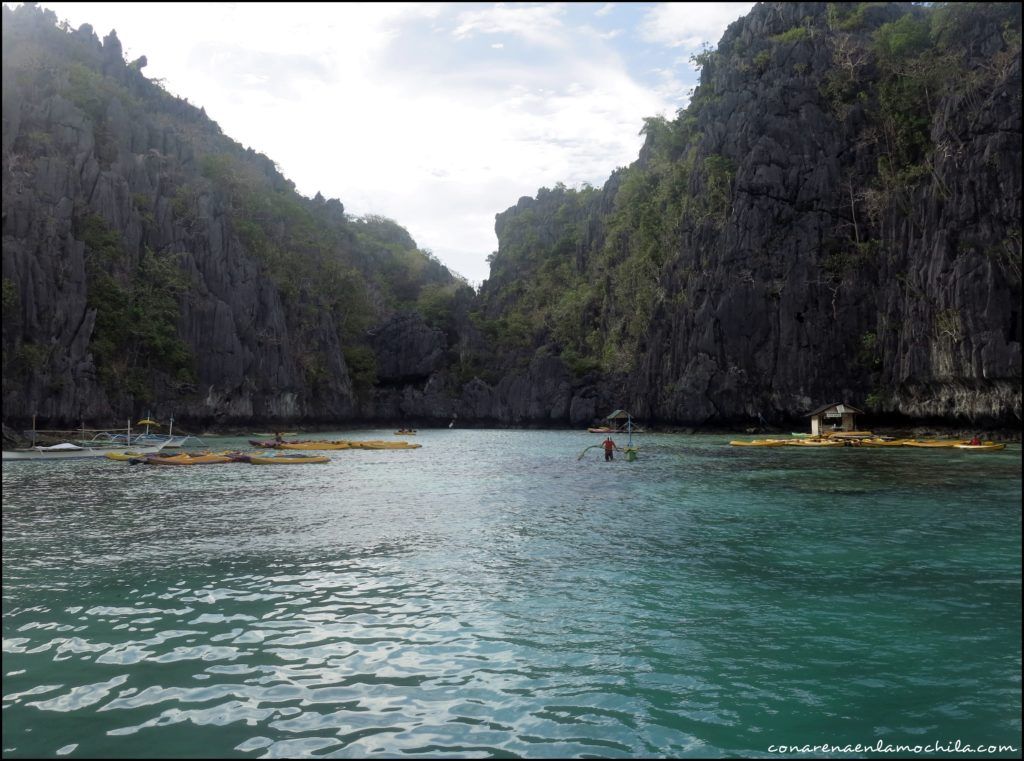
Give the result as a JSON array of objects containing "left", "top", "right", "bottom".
[{"left": 2, "top": 430, "right": 1021, "bottom": 758}]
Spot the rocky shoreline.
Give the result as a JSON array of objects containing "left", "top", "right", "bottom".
[{"left": 4, "top": 420, "right": 1020, "bottom": 450}]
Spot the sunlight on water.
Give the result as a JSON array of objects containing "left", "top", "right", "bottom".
[{"left": 3, "top": 430, "right": 1021, "bottom": 758}]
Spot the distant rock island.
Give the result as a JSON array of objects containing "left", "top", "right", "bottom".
[{"left": 2, "top": 2, "right": 1020, "bottom": 430}]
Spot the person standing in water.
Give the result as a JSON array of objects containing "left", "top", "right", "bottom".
[{"left": 603, "top": 436, "right": 617, "bottom": 461}]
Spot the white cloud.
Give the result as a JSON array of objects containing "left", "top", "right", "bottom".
[
  {"left": 452, "top": 3, "right": 567, "bottom": 47},
  {"left": 21, "top": 2, "right": 737, "bottom": 285},
  {"left": 637, "top": 2, "right": 754, "bottom": 49}
]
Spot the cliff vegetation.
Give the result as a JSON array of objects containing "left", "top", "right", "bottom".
[{"left": 2, "top": 2, "right": 1020, "bottom": 429}]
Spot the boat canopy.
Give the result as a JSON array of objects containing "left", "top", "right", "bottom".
[
  {"left": 606, "top": 409, "right": 632, "bottom": 420},
  {"left": 806, "top": 403, "right": 864, "bottom": 417}
]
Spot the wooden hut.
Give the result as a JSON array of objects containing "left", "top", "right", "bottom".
[
  {"left": 807, "top": 403, "right": 863, "bottom": 435},
  {"left": 606, "top": 410, "right": 631, "bottom": 428}
]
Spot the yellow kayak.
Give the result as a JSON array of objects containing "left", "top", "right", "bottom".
[
  {"left": 277, "top": 439, "right": 422, "bottom": 451},
  {"left": 954, "top": 443, "right": 1006, "bottom": 451},
  {"left": 824, "top": 430, "right": 876, "bottom": 439},
  {"left": 902, "top": 440, "right": 966, "bottom": 448},
  {"left": 729, "top": 439, "right": 788, "bottom": 446},
  {"left": 350, "top": 440, "right": 422, "bottom": 449},
  {"left": 106, "top": 451, "right": 155, "bottom": 461},
  {"left": 785, "top": 438, "right": 846, "bottom": 446},
  {"left": 249, "top": 454, "right": 330, "bottom": 464},
  {"left": 105, "top": 451, "right": 194, "bottom": 461},
  {"left": 146, "top": 453, "right": 233, "bottom": 465}
]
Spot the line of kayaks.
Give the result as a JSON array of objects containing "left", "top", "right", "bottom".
[
  {"left": 730, "top": 436, "right": 1006, "bottom": 451},
  {"left": 249, "top": 439, "right": 422, "bottom": 450},
  {"left": 105, "top": 450, "right": 330, "bottom": 465}
]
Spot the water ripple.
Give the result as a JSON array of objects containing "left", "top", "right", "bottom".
[{"left": 2, "top": 432, "right": 1020, "bottom": 757}]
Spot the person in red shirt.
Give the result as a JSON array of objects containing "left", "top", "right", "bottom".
[{"left": 603, "top": 436, "right": 617, "bottom": 461}]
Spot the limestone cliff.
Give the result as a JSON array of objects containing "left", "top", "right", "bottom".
[
  {"left": 472, "top": 1, "right": 1021, "bottom": 427},
  {"left": 2, "top": 2, "right": 1020, "bottom": 430},
  {"left": 1, "top": 3, "right": 468, "bottom": 428}
]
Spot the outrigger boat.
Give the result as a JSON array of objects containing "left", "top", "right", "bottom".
[
  {"left": 3, "top": 439, "right": 170, "bottom": 461},
  {"left": 579, "top": 410, "right": 640, "bottom": 461},
  {"left": 88, "top": 415, "right": 205, "bottom": 449},
  {"left": 585, "top": 409, "right": 647, "bottom": 437},
  {"left": 3, "top": 415, "right": 173, "bottom": 460}
]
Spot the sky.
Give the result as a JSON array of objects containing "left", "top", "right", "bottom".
[{"left": 19, "top": 2, "right": 755, "bottom": 285}]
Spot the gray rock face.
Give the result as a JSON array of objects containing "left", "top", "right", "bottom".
[
  {"left": 371, "top": 312, "right": 446, "bottom": 383},
  {"left": 2, "top": 3, "right": 1019, "bottom": 431},
  {"left": 474, "top": 2, "right": 1021, "bottom": 427},
  {"left": 641, "top": 2, "right": 1021, "bottom": 425},
  {"left": 1, "top": 4, "right": 453, "bottom": 428}
]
